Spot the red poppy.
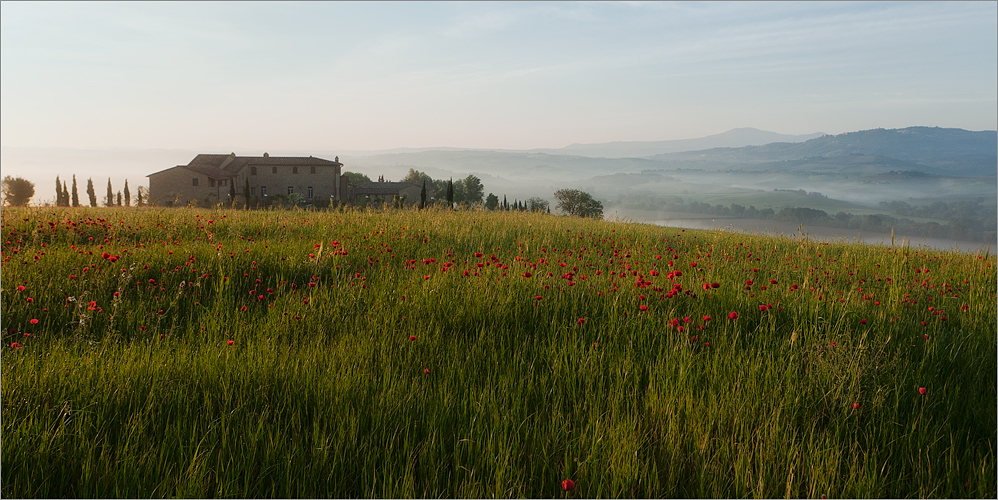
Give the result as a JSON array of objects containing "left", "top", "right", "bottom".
[
  {"left": 852, "top": 402, "right": 860, "bottom": 409},
  {"left": 577, "top": 318, "right": 585, "bottom": 326},
  {"left": 29, "top": 319, "right": 38, "bottom": 325},
  {"left": 639, "top": 304, "right": 649, "bottom": 312},
  {"left": 535, "top": 295, "right": 543, "bottom": 301},
  {"left": 10, "top": 342, "right": 21, "bottom": 349},
  {"left": 702, "top": 315, "right": 712, "bottom": 322},
  {"left": 728, "top": 311, "right": 738, "bottom": 320},
  {"left": 562, "top": 479, "right": 575, "bottom": 491},
  {"left": 424, "top": 368, "right": 430, "bottom": 374},
  {"left": 409, "top": 335, "right": 417, "bottom": 341},
  {"left": 227, "top": 340, "right": 235, "bottom": 346},
  {"left": 919, "top": 387, "right": 927, "bottom": 395},
  {"left": 860, "top": 319, "right": 867, "bottom": 324}
]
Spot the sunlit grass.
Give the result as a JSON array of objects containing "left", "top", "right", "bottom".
[{"left": 2, "top": 206, "right": 995, "bottom": 497}]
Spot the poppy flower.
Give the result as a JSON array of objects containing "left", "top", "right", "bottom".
[
  {"left": 562, "top": 479, "right": 575, "bottom": 491},
  {"left": 29, "top": 319, "right": 38, "bottom": 325},
  {"left": 577, "top": 318, "right": 586, "bottom": 326},
  {"left": 535, "top": 295, "right": 543, "bottom": 301},
  {"left": 852, "top": 402, "right": 860, "bottom": 409},
  {"left": 728, "top": 311, "right": 738, "bottom": 320},
  {"left": 702, "top": 315, "right": 712, "bottom": 322},
  {"left": 860, "top": 319, "right": 867, "bottom": 324},
  {"left": 10, "top": 342, "right": 21, "bottom": 349},
  {"left": 227, "top": 340, "right": 235, "bottom": 346},
  {"left": 424, "top": 368, "right": 430, "bottom": 375},
  {"left": 409, "top": 335, "right": 417, "bottom": 341},
  {"left": 919, "top": 387, "right": 927, "bottom": 395},
  {"left": 639, "top": 304, "right": 649, "bottom": 312}
]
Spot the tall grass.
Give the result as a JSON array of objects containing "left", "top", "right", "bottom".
[{"left": 2, "top": 206, "right": 995, "bottom": 497}]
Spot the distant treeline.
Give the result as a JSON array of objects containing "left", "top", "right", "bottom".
[{"left": 616, "top": 195, "right": 997, "bottom": 243}]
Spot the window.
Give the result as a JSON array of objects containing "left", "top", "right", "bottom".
[
  {"left": 272, "top": 167, "right": 277, "bottom": 174},
  {"left": 307, "top": 187, "right": 313, "bottom": 200},
  {"left": 251, "top": 167, "right": 257, "bottom": 175},
  {"left": 210, "top": 178, "right": 216, "bottom": 187},
  {"left": 293, "top": 167, "right": 298, "bottom": 174},
  {"left": 251, "top": 187, "right": 256, "bottom": 196},
  {"left": 193, "top": 178, "right": 199, "bottom": 187},
  {"left": 261, "top": 186, "right": 267, "bottom": 197},
  {"left": 288, "top": 186, "right": 294, "bottom": 195},
  {"left": 310, "top": 166, "right": 316, "bottom": 174}
]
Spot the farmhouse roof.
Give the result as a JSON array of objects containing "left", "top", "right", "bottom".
[{"left": 147, "top": 153, "right": 342, "bottom": 178}]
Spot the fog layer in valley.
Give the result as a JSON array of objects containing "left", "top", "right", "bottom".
[{"left": 3, "top": 127, "right": 994, "bottom": 250}]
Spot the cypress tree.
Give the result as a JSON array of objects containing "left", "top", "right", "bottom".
[
  {"left": 55, "top": 176, "right": 64, "bottom": 206},
  {"left": 71, "top": 175, "right": 80, "bottom": 207},
  {"left": 446, "top": 178, "right": 454, "bottom": 207},
  {"left": 229, "top": 179, "right": 236, "bottom": 207},
  {"left": 86, "top": 178, "right": 97, "bottom": 207},
  {"left": 116, "top": 191, "right": 122, "bottom": 206},
  {"left": 62, "top": 181, "right": 70, "bottom": 207},
  {"left": 137, "top": 187, "right": 144, "bottom": 207},
  {"left": 503, "top": 195, "right": 507, "bottom": 210},
  {"left": 419, "top": 180, "right": 427, "bottom": 209},
  {"left": 105, "top": 179, "right": 114, "bottom": 207},
  {"left": 124, "top": 180, "right": 131, "bottom": 207}
]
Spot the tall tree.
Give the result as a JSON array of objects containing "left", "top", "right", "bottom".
[
  {"left": 105, "top": 179, "right": 114, "bottom": 207},
  {"left": 401, "top": 168, "right": 432, "bottom": 187},
  {"left": 553, "top": 189, "right": 603, "bottom": 218},
  {"left": 2, "top": 176, "right": 35, "bottom": 207},
  {"left": 419, "top": 180, "right": 427, "bottom": 210},
  {"left": 71, "top": 175, "right": 80, "bottom": 207},
  {"left": 446, "top": 178, "right": 454, "bottom": 207},
  {"left": 124, "top": 180, "right": 131, "bottom": 207},
  {"left": 56, "top": 176, "right": 65, "bottom": 206},
  {"left": 462, "top": 175, "right": 484, "bottom": 205},
  {"left": 502, "top": 195, "right": 507, "bottom": 210},
  {"left": 343, "top": 171, "right": 372, "bottom": 185},
  {"left": 86, "top": 178, "right": 97, "bottom": 207},
  {"left": 116, "top": 191, "right": 122, "bottom": 206},
  {"left": 243, "top": 177, "right": 250, "bottom": 209},
  {"left": 63, "top": 181, "right": 70, "bottom": 207},
  {"left": 137, "top": 186, "right": 147, "bottom": 207},
  {"left": 485, "top": 193, "right": 499, "bottom": 210}
]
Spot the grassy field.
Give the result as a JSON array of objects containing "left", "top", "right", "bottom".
[{"left": 2, "top": 206, "right": 995, "bottom": 498}]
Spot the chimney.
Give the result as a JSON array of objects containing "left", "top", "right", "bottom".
[{"left": 263, "top": 152, "right": 269, "bottom": 158}]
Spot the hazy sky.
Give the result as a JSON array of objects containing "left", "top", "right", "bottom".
[{"left": 2, "top": 1, "right": 996, "bottom": 151}]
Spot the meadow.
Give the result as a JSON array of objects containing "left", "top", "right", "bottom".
[{"left": 1, "top": 206, "right": 995, "bottom": 498}]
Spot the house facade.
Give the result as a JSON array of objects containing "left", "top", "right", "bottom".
[
  {"left": 350, "top": 180, "right": 428, "bottom": 207},
  {"left": 147, "top": 153, "right": 348, "bottom": 207}
]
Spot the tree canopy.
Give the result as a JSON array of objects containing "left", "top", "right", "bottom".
[
  {"left": 553, "top": 189, "right": 603, "bottom": 218},
  {"left": 2, "top": 176, "right": 35, "bottom": 207}
]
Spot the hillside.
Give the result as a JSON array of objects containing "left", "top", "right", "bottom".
[
  {"left": 2, "top": 207, "right": 995, "bottom": 498},
  {"left": 650, "top": 127, "right": 997, "bottom": 176},
  {"left": 555, "top": 127, "right": 826, "bottom": 158}
]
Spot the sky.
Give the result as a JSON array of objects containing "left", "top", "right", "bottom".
[{"left": 2, "top": 1, "right": 996, "bottom": 153}]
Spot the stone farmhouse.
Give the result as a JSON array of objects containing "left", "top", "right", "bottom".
[
  {"left": 147, "top": 153, "right": 348, "bottom": 207},
  {"left": 351, "top": 177, "right": 430, "bottom": 207}
]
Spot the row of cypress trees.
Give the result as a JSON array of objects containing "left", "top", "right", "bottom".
[{"left": 54, "top": 175, "right": 144, "bottom": 207}]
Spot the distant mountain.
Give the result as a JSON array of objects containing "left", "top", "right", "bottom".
[
  {"left": 556, "top": 128, "right": 827, "bottom": 158},
  {"left": 649, "top": 127, "right": 997, "bottom": 177}
]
